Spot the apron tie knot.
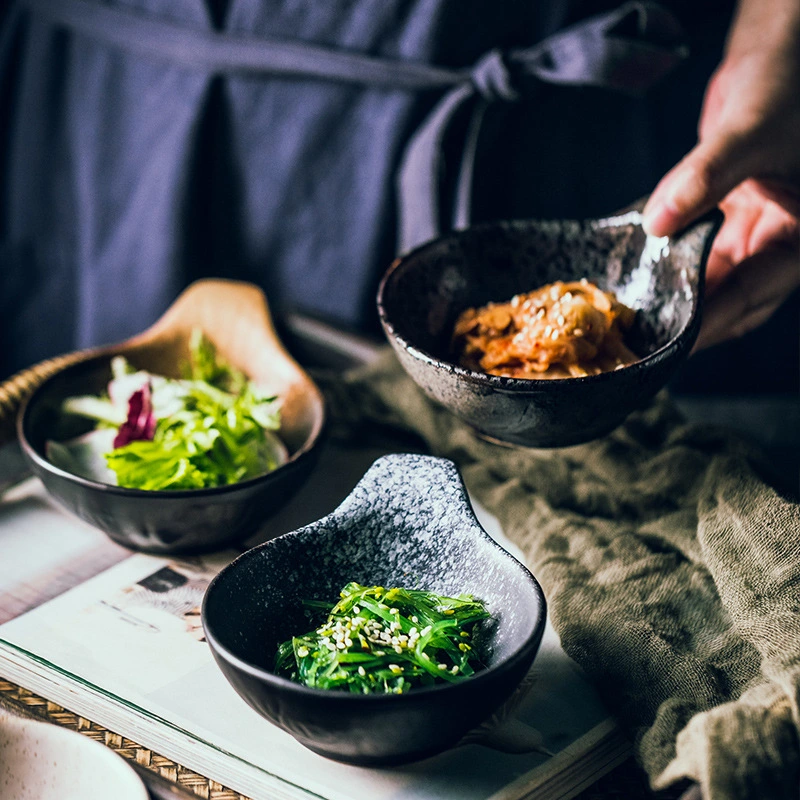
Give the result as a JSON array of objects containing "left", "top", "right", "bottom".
[
  {"left": 470, "top": 50, "right": 519, "bottom": 103},
  {"left": 398, "top": 1, "right": 689, "bottom": 252}
]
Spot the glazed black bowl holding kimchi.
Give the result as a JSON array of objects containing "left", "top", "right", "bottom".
[{"left": 377, "top": 205, "right": 721, "bottom": 447}]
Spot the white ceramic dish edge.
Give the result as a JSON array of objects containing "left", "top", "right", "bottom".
[{"left": 0, "top": 708, "right": 148, "bottom": 800}]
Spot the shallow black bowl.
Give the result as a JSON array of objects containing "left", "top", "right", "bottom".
[
  {"left": 18, "top": 354, "right": 325, "bottom": 555},
  {"left": 377, "top": 207, "right": 721, "bottom": 447},
  {"left": 202, "top": 453, "right": 546, "bottom": 766}
]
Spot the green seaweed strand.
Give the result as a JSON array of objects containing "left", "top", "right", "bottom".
[{"left": 275, "top": 582, "right": 492, "bottom": 695}]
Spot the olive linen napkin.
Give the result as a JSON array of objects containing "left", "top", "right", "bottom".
[{"left": 318, "top": 350, "right": 800, "bottom": 800}]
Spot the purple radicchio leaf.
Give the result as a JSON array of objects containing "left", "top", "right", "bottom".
[{"left": 113, "top": 383, "right": 157, "bottom": 448}]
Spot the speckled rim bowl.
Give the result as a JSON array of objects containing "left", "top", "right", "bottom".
[
  {"left": 202, "top": 453, "right": 546, "bottom": 766},
  {"left": 18, "top": 351, "right": 326, "bottom": 555},
  {"left": 377, "top": 208, "right": 722, "bottom": 447}
]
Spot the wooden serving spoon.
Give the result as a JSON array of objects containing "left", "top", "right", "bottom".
[{"left": 0, "top": 279, "right": 326, "bottom": 454}]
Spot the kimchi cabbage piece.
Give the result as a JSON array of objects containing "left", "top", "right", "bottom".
[{"left": 452, "top": 279, "right": 639, "bottom": 379}]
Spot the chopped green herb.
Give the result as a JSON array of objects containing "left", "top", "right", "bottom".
[{"left": 275, "top": 582, "right": 493, "bottom": 694}]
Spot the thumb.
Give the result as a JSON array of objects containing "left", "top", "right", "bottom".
[{"left": 643, "top": 132, "right": 758, "bottom": 237}]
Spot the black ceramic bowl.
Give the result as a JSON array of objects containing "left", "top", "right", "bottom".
[
  {"left": 202, "top": 453, "right": 546, "bottom": 766},
  {"left": 377, "top": 207, "right": 721, "bottom": 447},
  {"left": 18, "top": 352, "right": 325, "bottom": 555}
]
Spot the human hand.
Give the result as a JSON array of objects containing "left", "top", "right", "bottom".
[{"left": 642, "top": 0, "right": 800, "bottom": 351}]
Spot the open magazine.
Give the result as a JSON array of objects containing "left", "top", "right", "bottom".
[{"left": 0, "top": 435, "right": 629, "bottom": 800}]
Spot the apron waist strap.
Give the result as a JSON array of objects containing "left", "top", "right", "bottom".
[
  {"left": 21, "top": 0, "right": 690, "bottom": 251},
  {"left": 21, "top": 0, "right": 471, "bottom": 89}
]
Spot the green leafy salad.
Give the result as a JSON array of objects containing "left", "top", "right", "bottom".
[
  {"left": 47, "top": 330, "right": 287, "bottom": 490},
  {"left": 275, "top": 582, "right": 493, "bottom": 694}
]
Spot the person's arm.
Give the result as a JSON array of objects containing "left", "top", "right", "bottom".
[{"left": 642, "top": 0, "right": 800, "bottom": 351}]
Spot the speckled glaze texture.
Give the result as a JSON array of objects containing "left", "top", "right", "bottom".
[
  {"left": 202, "top": 453, "right": 546, "bottom": 766},
  {"left": 377, "top": 207, "right": 722, "bottom": 447},
  {"left": 18, "top": 355, "right": 325, "bottom": 554}
]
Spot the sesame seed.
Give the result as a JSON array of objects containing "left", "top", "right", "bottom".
[
  {"left": 388, "top": 664, "right": 402, "bottom": 674},
  {"left": 358, "top": 666, "right": 366, "bottom": 677},
  {"left": 438, "top": 663, "right": 447, "bottom": 670},
  {"left": 550, "top": 330, "right": 558, "bottom": 340},
  {"left": 297, "top": 646, "right": 309, "bottom": 658}
]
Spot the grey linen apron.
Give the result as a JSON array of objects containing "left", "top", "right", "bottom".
[{"left": 1, "top": 0, "right": 728, "bottom": 379}]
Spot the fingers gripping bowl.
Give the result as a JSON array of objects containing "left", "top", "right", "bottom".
[
  {"left": 201, "top": 454, "right": 547, "bottom": 766},
  {"left": 377, "top": 207, "right": 721, "bottom": 447},
  {"left": 17, "top": 280, "right": 326, "bottom": 554}
]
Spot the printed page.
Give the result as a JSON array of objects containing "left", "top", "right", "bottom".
[{"left": 0, "top": 478, "right": 130, "bottom": 624}]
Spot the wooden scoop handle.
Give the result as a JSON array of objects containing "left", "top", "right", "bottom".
[{"left": 125, "top": 278, "right": 300, "bottom": 387}]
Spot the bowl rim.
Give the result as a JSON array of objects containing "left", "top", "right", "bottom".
[
  {"left": 16, "top": 351, "right": 327, "bottom": 498},
  {"left": 376, "top": 212, "right": 720, "bottom": 389},
  {"left": 201, "top": 504, "right": 548, "bottom": 703}
]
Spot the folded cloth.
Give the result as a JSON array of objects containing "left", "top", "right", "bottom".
[{"left": 319, "top": 350, "right": 800, "bottom": 800}]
